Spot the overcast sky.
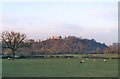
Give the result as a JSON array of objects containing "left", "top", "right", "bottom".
[{"left": 0, "top": 2, "right": 118, "bottom": 45}]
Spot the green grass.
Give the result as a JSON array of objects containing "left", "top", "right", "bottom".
[{"left": 2, "top": 58, "right": 118, "bottom": 77}]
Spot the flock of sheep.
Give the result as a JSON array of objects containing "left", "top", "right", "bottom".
[{"left": 80, "top": 58, "right": 108, "bottom": 63}]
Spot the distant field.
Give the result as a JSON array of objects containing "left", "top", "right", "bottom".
[
  {"left": 82, "top": 54, "right": 119, "bottom": 58},
  {"left": 2, "top": 58, "right": 118, "bottom": 77},
  {"left": 27, "top": 54, "right": 119, "bottom": 59}
]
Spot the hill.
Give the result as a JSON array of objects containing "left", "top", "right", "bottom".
[{"left": 29, "top": 36, "right": 107, "bottom": 54}]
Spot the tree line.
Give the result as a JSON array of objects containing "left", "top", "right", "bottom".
[{"left": 1, "top": 31, "right": 119, "bottom": 59}]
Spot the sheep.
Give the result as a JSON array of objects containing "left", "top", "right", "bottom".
[
  {"left": 80, "top": 59, "right": 85, "bottom": 63},
  {"left": 93, "top": 59, "right": 96, "bottom": 62},
  {"left": 103, "top": 59, "right": 107, "bottom": 62}
]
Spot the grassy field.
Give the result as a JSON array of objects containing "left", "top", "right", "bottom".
[
  {"left": 2, "top": 58, "right": 118, "bottom": 77},
  {"left": 30, "top": 54, "right": 119, "bottom": 59}
]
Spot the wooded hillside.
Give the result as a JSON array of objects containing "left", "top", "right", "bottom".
[{"left": 28, "top": 36, "right": 107, "bottom": 55}]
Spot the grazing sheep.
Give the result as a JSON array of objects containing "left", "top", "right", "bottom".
[
  {"left": 7, "top": 57, "right": 11, "bottom": 60},
  {"left": 80, "top": 59, "right": 84, "bottom": 63},
  {"left": 103, "top": 59, "right": 107, "bottom": 62},
  {"left": 82, "top": 59, "right": 84, "bottom": 62},
  {"left": 93, "top": 59, "right": 96, "bottom": 62}
]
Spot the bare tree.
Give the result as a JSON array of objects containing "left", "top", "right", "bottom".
[{"left": 2, "top": 31, "right": 31, "bottom": 59}]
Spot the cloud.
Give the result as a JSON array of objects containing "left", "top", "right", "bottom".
[{"left": 1, "top": 2, "right": 117, "bottom": 45}]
